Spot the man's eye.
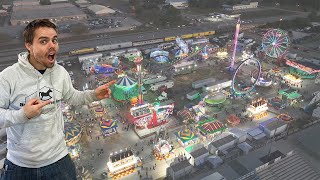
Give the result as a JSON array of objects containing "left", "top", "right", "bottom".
[
  {"left": 40, "top": 40, "right": 47, "bottom": 44},
  {"left": 53, "top": 39, "right": 58, "bottom": 43}
]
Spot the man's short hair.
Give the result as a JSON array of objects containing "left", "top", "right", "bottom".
[{"left": 23, "top": 19, "right": 58, "bottom": 44}]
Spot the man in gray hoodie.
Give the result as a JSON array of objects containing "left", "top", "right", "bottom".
[{"left": 0, "top": 19, "right": 113, "bottom": 179}]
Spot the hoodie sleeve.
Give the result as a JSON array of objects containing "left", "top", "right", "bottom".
[
  {"left": 62, "top": 68, "right": 99, "bottom": 106},
  {"left": 0, "top": 76, "right": 29, "bottom": 128}
]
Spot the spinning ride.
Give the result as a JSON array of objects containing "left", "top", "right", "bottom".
[
  {"left": 232, "top": 58, "right": 261, "bottom": 96},
  {"left": 150, "top": 50, "right": 170, "bottom": 63},
  {"left": 251, "top": 70, "right": 272, "bottom": 87},
  {"left": 261, "top": 29, "right": 290, "bottom": 58}
]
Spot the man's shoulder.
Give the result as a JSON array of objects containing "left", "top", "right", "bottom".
[
  {"left": 54, "top": 63, "right": 68, "bottom": 73},
  {"left": 0, "top": 63, "right": 19, "bottom": 78}
]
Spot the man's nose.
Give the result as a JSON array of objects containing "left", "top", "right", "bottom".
[{"left": 48, "top": 41, "right": 56, "bottom": 48}]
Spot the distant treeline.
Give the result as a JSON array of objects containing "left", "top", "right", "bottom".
[{"left": 189, "top": 0, "right": 320, "bottom": 10}]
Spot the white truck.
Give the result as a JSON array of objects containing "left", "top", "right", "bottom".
[{"left": 150, "top": 80, "right": 174, "bottom": 91}]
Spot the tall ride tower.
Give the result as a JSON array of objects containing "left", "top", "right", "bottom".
[
  {"left": 229, "top": 17, "right": 241, "bottom": 71},
  {"left": 134, "top": 57, "right": 143, "bottom": 105}
]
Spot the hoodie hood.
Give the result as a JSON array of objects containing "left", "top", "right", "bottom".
[{"left": 18, "top": 52, "right": 57, "bottom": 75}]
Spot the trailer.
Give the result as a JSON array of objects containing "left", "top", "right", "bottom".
[
  {"left": 192, "top": 77, "right": 216, "bottom": 89},
  {"left": 78, "top": 53, "right": 103, "bottom": 63},
  {"left": 96, "top": 42, "right": 133, "bottom": 52},
  {"left": 191, "top": 38, "right": 209, "bottom": 45},
  {"left": 143, "top": 75, "right": 167, "bottom": 85},
  {"left": 110, "top": 50, "right": 126, "bottom": 56},
  {"left": 150, "top": 80, "right": 174, "bottom": 91},
  {"left": 132, "top": 38, "right": 164, "bottom": 46},
  {"left": 202, "top": 80, "right": 232, "bottom": 92},
  {"left": 173, "top": 61, "right": 197, "bottom": 75},
  {"left": 158, "top": 42, "right": 175, "bottom": 49}
]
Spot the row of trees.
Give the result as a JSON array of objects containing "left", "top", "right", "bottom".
[
  {"left": 261, "top": 12, "right": 320, "bottom": 30},
  {"left": 264, "top": 0, "right": 320, "bottom": 10},
  {"left": 189, "top": 0, "right": 320, "bottom": 10},
  {"left": 130, "top": 0, "right": 186, "bottom": 27},
  {"left": 189, "top": 0, "right": 243, "bottom": 8}
]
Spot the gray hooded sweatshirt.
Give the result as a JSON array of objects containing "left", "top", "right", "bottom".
[{"left": 0, "top": 52, "right": 98, "bottom": 168}]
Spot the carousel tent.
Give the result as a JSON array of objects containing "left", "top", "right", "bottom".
[
  {"left": 175, "top": 128, "right": 198, "bottom": 145},
  {"left": 99, "top": 119, "right": 118, "bottom": 136},
  {"left": 64, "top": 122, "right": 82, "bottom": 146},
  {"left": 112, "top": 76, "right": 139, "bottom": 101}
]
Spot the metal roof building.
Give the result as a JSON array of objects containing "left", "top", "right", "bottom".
[
  {"left": 256, "top": 152, "right": 320, "bottom": 180},
  {"left": 87, "top": 4, "right": 116, "bottom": 16},
  {"left": 10, "top": 3, "right": 87, "bottom": 25}
]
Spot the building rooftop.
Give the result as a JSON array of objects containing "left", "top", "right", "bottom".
[
  {"left": 259, "top": 118, "right": 287, "bottom": 131},
  {"left": 190, "top": 147, "right": 208, "bottom": 158},
  {"left": 87, "top": 4, "right": 115, "bottom": 14},
  {"left": 210, "top": 134, "right": 236, "bottom": 148},
  {"left": 247, "top": 127, "right": 264, "bottom": 137},
  {"left": 170, "top": 159, "right": 191, "bottom": 172},
  {"left": 256, "top": 153, "right": 320, "bottom": 180},
  {"left": 11, "top": 3, "right": 85, "bottom": 21},
  {"left": 200, "top": 172, "right": 226, "bottom": 180}
]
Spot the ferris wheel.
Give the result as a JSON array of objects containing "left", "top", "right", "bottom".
[{"left": 261, "top": 29, "right": 290, "bottom": 58}]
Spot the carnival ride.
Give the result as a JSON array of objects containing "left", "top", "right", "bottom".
[
  {"left": 174, "top": 37, "right": 189, "bottom": 59},
  {"left": 229, "top": 17, "right": 241, "bottom": 71},
  {"left": 129, "top": 102, "right": 174, "bottom": 129},
  {"left": 112, "top": 76, "right": 139, "bottom": 102},
  {"left": 232, "top": 58, "right": 261, "bottom": 96},
  {"left": 227, "top": 114, "right": 240, "bottom": 126},
  {"left": 201, "top": 45, "right": 209, "bottom": 60},
  {"left": 124, "top": 49, "right": 142, "bottom": 61},
  {"left": 128, "top": 57, "right": 174, "bottom": 129},
  {"left": 90, "top": 64, "right": 117, "bottom": 74},
  {"left": 277, "top": 114, "right": 292, "bottom": 121},
  {"left": 64, "top": 122, "right": 82, "bottom": 147},
  {"left": 204, "top": 92, "right": 227, "bottom": 106},
  {"left": 261, "top": 29, "right": 290, "bottom": 58},
  {"left": 134, "top": 57, "right": 143, "bottom": 105},
  {"left": 184, "top": 37, "right": 210, "bottom": 61},
  {"left": 251, "top": 70, "right": 272, "bottom": 87},
  {"left": 268, "top": 97, "right": 286, "bottom": 110},
  {"left": 153, "top": 139, "right": 174, "bottom": 160},
  {"left": 286, "top": 59, "right": 320, "bottom": 78},
  {"left": 99, "top": 119, "right": 118, "bottom": 136},
  {"left": 150, "top": 50, "right": 170, "bottom": 63}
]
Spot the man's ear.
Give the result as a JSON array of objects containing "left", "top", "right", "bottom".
[{"left": 25, "top": 42, "right": 32, "bottom": 51}]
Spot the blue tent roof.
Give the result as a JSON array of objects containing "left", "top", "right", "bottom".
[{"left": 116, "top": 76, "right": 136, "bottom": 87}]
